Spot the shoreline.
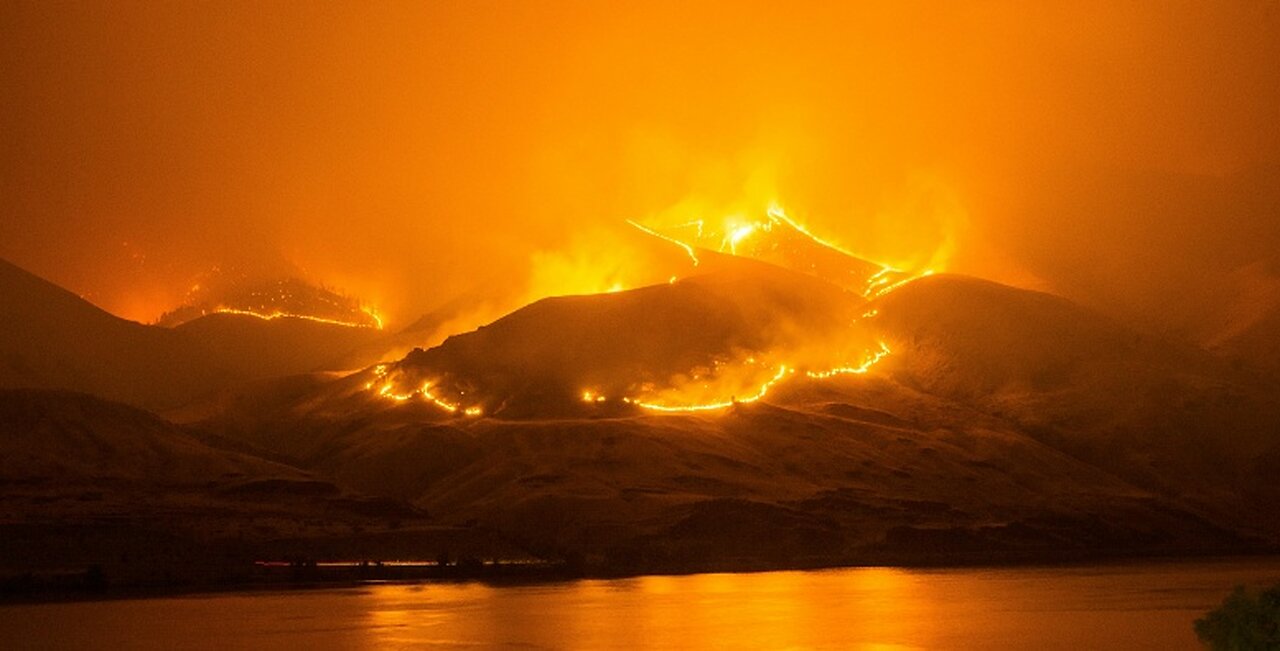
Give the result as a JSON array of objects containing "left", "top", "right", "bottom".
[{"left": 4, "top": 547, "right": 1278, "bottom": 607}]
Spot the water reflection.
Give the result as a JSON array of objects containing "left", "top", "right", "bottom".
[{"left": 3, "top": 559, "right": 1280, "bottom": 650}]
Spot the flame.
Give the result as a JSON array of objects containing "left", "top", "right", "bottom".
[
  {"left": 367, "top": 365, "right": 482, "bottom": 416},
  {"left": 364, "top": 203, "right": 926, "bottom": 417},
  {"left": 211, "top": 307, "right": 383, "bottom": 329},
  {"left": 724, "top": 223, "right": 757, "bottom": 255},
  {"left": 764, "top": 204, "right": 859, "bottom": 259},
  {"left": 626, "top": 203, "right": 940, "bottom": 299},
  {"left": 805, "top": 341, "right": 891, "bottom": 379},
  {"left": 370, "top": 341, "right": 894, "bottom": 417},
  {"left": 621, "top": 364, "right": 793, "bottom": 412},
  {"left": 626, "top": 219, "right": 700, "bottom": 267},
  {"left": 869, "top": 269, "right": 935, "bottom": 299},
  {"left": 361, "top": 307, "right": 385, "bottom": 329},
  {"left": 565, "top": 342, "right": 893, "bottom": 414}
]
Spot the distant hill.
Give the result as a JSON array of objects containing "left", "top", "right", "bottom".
[
  {"left": 0, "top": 258, "right": 383, "bottom": 410},
  {"left": 189, "top": 265, "right": 1280, "bottom": 570},
  {"left": 172, "top": 312, "right": 383, "bottom": 377},
  {"left": 394, "top": 260, "right": 872, "bottom": 417},
  {"left": 0, "top": 389, "right": 523, "bottom": 585},
  {"left": 5, "top": 247, "right": 1278, "bottom": 576},
  {"left": 868, "top": 274, "right": 1280, "bottom": 499},
  {"left": 0, "top": 388, "right": 304, "bottom": 485},
  {"left": 154, "top": 275, "right": 380, "bottom": 329},
  {"left": 0, "top": 258, "right": 235, "bottom": 409}
]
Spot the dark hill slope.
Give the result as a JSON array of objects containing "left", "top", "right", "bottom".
[
  {"left": 395, "top": 263, "right": 871, "bottom": 417},
  {"left": 0, "top": 258, "right": 385, "bottom": 409}
]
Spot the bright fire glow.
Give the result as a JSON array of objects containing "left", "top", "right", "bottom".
[
  {"left": 626, "top": 204, "right": 939, "bottom": 300},
  {"left": 566, "top": 342, "right": 893, "bottom": 414},
  {"left": 367, "top": 364, "right": 482, "bottom": 416},
  {"left": 622, "top": 364, "right": 794, "bottom": 413},
  {"left": 870, "top": 269, "right": 935, "bottom": 298},
  {"left": 365, "top": 205, "right": 918, "bottom": 417},
  {"left": 212, "top": 307, "right": 384, "bottom": 329},
  {"left": 724, "top": 223, "right": 757, "bottom": 255},
  {"left": 805, "top": 341, "right": 891, "bottom": 379},
  {"left": 626, "top": 219, "right": 700, "bottom": 267},
  {"left": 765, "top": 204, "right": 859, "bottom": 259}
]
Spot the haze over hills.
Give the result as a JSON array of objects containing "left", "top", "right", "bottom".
[
  {"left": 3, "top": 235, "right": 1279, "bottom": 579},
  {"left": 0, "top": 258, "right": 388, "bottom": 410},
  {"left": 0, "top": 258, "right": 234, "bottom": 410},
  {"left": 155, "top": 275, "right": 382, "bottom": 330},
  {"left": 392, "top": 260, "right": 874, "bottom": 418},
  {"left": 183, "top": 252, "right": 1280, "bottom": 569}
]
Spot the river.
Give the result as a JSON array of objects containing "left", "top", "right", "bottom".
[{"left": 3, "top": 557, "right": 1278, "bottom": 649}]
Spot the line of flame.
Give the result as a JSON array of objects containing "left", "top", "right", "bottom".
[
  {"left": 212, "top": 307, "right": 383, "bottom": 329},
  {"left": 870, "top": 270, "right": 935, "bottom": 298},
  {"left": 621, "top": 364, "right": 793, "bottom": 412},
  {"left": 367, "top": 365, "right": 482, "bottom": 416},
  {"left": 626, "top": 219, "right": 700, "bottom": 267},
  {"left": 805, "top": 341, "right": 891, "bottom": 379},
  {"left": 582, "top": 341, "right": 893, "bottom": 413},
  {"left": 626, "top": 205, "right": 930, "bottom": 300},
  {"left": 765, "top": 205, "right": 860, "bottom": 259},
  {"left": 367, "top": 206, "right": 917, "bottom": 417},
  {"left": 371, "top": 340, "right": 891, "bottom": 417}
]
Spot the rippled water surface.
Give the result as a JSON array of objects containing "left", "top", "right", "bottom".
[{"left": 4, "top": 558, "right": 1280, "bottom": 650}]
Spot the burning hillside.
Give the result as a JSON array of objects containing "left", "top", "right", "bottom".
[
  {"left": 628, "top": 206, "right": 932, "bottom": 297},
  {"left": 156, "top": 273, "right": 382, "bottom": 330},
  {"left": 362, "top": 208, "right": 929, "bottom": 418}
]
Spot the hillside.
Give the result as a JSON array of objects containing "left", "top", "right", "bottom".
[
  {"left": 0, "top": 259, "right": 386, "bottom": 410},
  {"left": 173, "top": 312, "right": 383, "bottom": 377},
  {"left": 190, "top": 268, "right": 1280, "bottom": 570},
  {"left": 868, "top": 274, "right": 1280, "bottom": 500},
  {"left": 392, "top": 262, "right": 872, "bottom": 417},
  {"left": 5, "top": 252, "right": 1277, "bottom": 575},
  {"left": 0, "top": 389, "right": 517, "bottom": 585},
  {"left": 0, "top": 258, "right": 234, "bottom": 409}
]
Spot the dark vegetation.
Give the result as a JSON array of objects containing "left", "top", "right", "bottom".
[{"left": 1196, "top": 583, "right": 1280, "bottom": 650}]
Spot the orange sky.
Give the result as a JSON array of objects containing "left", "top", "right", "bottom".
[{"left": 2, "top": 1, "right": 1278, "bottom": 336}]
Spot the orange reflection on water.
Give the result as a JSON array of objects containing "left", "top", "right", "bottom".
[
  {"left": 360, "top": 567, "right": 935, "bottom": 650},
  {"left": 4, "top": 560, "right": 1277, "bottom": 649}
]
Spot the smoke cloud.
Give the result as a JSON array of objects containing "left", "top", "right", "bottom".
[{"left": 2, "top": 2, "right": 1277, "bottom": 340}]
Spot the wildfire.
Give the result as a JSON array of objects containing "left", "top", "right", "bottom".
[
  {"left": 621, "top": 364, "right": 793, "bottom": 412},
  {"left": 568, "top": 342, "right": 893, "bottom": 414},
  {"left": 764, "top": 205, "right": 859, "bottom": 259},
  {"left": 366, "top": 364, "right": 483, "bottom": 416},
  {"left": 157, "top": 273, "right": 386, "bottom": 329},
  {"left": 363, "top": 204, "right": 922, "bottom": 417},
  {"left": 212, "top": 307, "right": 384, "bottom": 329},
  {"left": 626, "top": 219, "right": 701, "bottom": 267},
  {"left": 804, "top": 341, "right": 891, "bottom": 379},
  {"left": 869, "top": 269, "right": 935, "bottom": 299},
  {"left": 361, "top": 307, "right": 385, "bottom": 329},
  {"left": 625, "top": 204, "right": 936, "bottom": 299}
]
